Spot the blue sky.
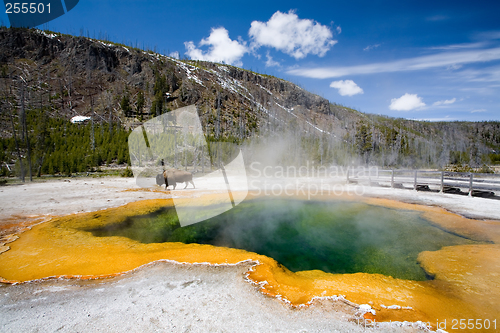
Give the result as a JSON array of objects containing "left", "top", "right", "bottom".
[{"left": 2, "top": 0, "right": 499, "bottom": 121}]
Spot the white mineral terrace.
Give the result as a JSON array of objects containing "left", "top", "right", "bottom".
[{"left": 0, "top": 174, "right": 499, "bottom": 332}]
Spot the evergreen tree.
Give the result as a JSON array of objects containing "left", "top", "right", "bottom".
[
  {"left": 355, "top": 123, "right": 373, "bottom": 161},
  {"left": 136, "top": 90, "right": 144, "bottom": 120},
  {"left": 151, "top": 71, "right": 169, "bottom": 116},
  {"left": 120, "top": 94, "right": 132, "bottom": 117}
]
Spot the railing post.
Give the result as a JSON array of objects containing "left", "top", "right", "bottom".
[
  {"left": 414, "top": 170, "right": 417, "bottom": 190},
  {"left": 440, "top": 171, "right": 444, "bottom": 193},
  {"left": 391, "top": 169, "right": 394, "bottom": 188},
  {"left": 346, "top": 167, "right": 349, "bottom": 184},
  {"left": 469, "top": 173, "right": 473, "bottom": 196}
]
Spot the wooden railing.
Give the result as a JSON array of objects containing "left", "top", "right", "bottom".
[{"left": 346, "top": 169, "right": 500, "bottom": 198}]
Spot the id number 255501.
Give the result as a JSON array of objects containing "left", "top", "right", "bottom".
[
  {"left": 5, "top": 3, "right": 51, "bottom": 14},
  {"left": 451, "top": 319, "right": 497, "bottom": 330}
]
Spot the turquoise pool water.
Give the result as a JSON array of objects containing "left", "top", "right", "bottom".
[{"left": 88, "top": 199, "right": 478, "bottom": 280}]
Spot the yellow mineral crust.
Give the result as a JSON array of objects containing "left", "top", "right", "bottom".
[{"left": 0, "top": 195, "right": 499, "bottom": 331}]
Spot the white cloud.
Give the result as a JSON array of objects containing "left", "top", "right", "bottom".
[
  {"left": 433, "top": 98, "right": 456, "bottom": 106},
  {"left": 473, "top": 30, "right": 500, "bottom": 41},
  {"left": 249, "top": 10, "right": 337, "bottom": 59},
  {"left": 363, "top": 44, "right": 381, "bottom": 51},
  {"left": 413, "top": 116, "right": 454, "bottom": 121},
  {"left": 389, "top": 93, "right": 426, "bottom": 111},
  {"left": 184, "top": 27, "right": 248, "bottom": 66},
  {"left": 455, "top": 65, "right": 500, "bottom": 83},
  {"left": 169, "top": 51, "right": 180, "bottom": 59},
  {"left": 429, "top": 42, "right": 488, "bottom": 50},
  {"left": 336, "top": 26, "right": 342, "bottom": 34},
  {"left": 471, "top": 109, "right": 487, "bottom": 113},
  {"left": 330, "top": 80, "right": 364, "bottom": 96},
  {"left": 265, "top": 52, "right": 280, "bottom": 67},
  {"left": 459, "top": 86, "right": 498, "bottom": 95},
  {"left": 287, "top": 47, "right": 500, "bottom": 78},
  {"left": 446, "top": 63, "right": 463, "bottom": 70}
]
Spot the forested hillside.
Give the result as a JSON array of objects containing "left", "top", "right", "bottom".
[
  {"left": 0, "top": 110, "right": 129, "bottom": 177},
  {"left": 0, "top": 27, "right": 499, "bottom": 179},
  {"left": 329, "top": 105, "right": 500, "bottom": 170}
]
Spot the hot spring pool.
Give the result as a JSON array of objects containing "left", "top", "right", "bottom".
[{"left": 88, "top": 199, "right": 479, "bottom": 281}]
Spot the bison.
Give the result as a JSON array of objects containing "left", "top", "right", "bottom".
[{"left": 156, "top": 169, "right": 195, "bottom": 190}]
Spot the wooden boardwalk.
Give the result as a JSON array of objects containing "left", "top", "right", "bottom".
[{"left": 347, "top": 169, "right": 500, "bottom": 199}]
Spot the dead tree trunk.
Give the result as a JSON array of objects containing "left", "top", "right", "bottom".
[
  {"left": 9, "top": 102, "right": 24, "bottom": 182},
  {"left": 19, "top": 83, "right": 33, "bottom": 181}
]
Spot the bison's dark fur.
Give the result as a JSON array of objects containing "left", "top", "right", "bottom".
[{"left": 156, "top": 169, "right": 195, "bottom": 190}]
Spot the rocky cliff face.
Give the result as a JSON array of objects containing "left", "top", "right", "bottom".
[{"left": 0, "top": 27, "right": 332, "bottom": 139}]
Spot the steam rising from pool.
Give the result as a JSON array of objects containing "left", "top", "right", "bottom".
[{"left": 88, "top": 199, "right": 478, "bottom": 280}]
